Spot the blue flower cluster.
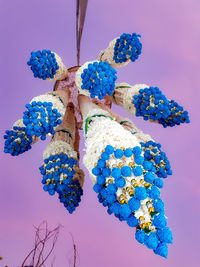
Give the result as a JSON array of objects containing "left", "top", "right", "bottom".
[
  {"left": 159, "top": 100, "right": 190, "bottom": 128},
  {"left": 135, "top": 226, "right": 173, "bottom": 258},
  {"left": 133, "top": 86, "right": 190, "bottom": 127},
  {"left": 39, "top": 153, "right": 83, "bottom": 213},
  {"left": 58, "top": 180, "right": 83, "bottom": 214},
  {"left": 80, "top": 61, "right": 117, "bottom": 100},
  {"left": 27, "top": 50, "right": 59, "bottom": 80},
  {"left": 92, "top": 144, "right": 172, "bottom": 257},
  {"left": 141, "top": 141, "right": 172, "bottom": 179},
  {"left": 133, "top": 87, "right": 171, "bottom": 123},
  {"left": 113, "top": 33, "right": 142, "bottom": 64},
  {"left": 23, "top": 101, "right": 62, "bottom": 140},
  {"left": 134, "top": 195, "right": 173, "bottom": 258},
  {"left": 4, "top": 125, "right": 33, "bottom": 156}
]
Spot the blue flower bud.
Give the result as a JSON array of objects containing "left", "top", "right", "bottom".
[
  {"left": 144, "top": 172, "right": 155, "bottom": 184},
  {"left": 132, "top": 146, "right": 142, "bottom": 156},
  {"left": 133, "top": 166, "right": 143, "bottom": 176},
  {"left": 124, "top": 148, "right": 133, "bottom": 157},
  {"left": 153, "top": 199, "right": 165, "bottom": 213},
  {"left": 144, "top": 232, "right": 159, "bottom": 250},
  {"left": 92, "top": 167, "right": 101, "bottom": 176},
  {"left": 102, "top": 167, "right": 111, "bottom": 177},
  {"left": 127, "top": 215, "right": 138, "bottom": 227},
  {"left": 154, "top": 178, "right": 164, "bottom": 188},
  {"left": 128, "top": 197, "right": 140, "bottom": 211},
  {"left": 154, "top": 242, "right": 168, "bottom": 258},
  {"left": 153, "top": 214, "right": 167, "bottom": 229},
  {"left": 134, "top": 186, "right": 147, "bottom": 200},
  {"left": 157, "top": 227, "right": 173, "bottom": 244},
  {"left": 114, "top": 149, "right": 123, "bottom": 159},
  {"left": 115, "top": 177, "right": 126, "bottom": 188},
  {"left": 119, "top": 204, "right": 132, "bottom": 219},
  {"left": 121, "top": 166, "right": 131, "bottom": 177},
  {"left": 111, "top": 168, "right": 121, "bottom": 179},
  {"left": 105, "top": 145, "right": 114, "bottom": 154},
  {"left": 135, "top": 230, "right": 145, "bottom": 244}
]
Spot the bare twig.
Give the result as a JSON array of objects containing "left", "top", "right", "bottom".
[
  {"left": 36, "top": 222, "right": 49, "bottom": 267},
  {"left": 31, "top": 223, "right": 42, "bottom": 265},
  {"left": 21, "top": 222, "right": 79, "bottom": 267},
  {"left": 21, "top": 221, "right": 62, "bottom": 267},
  {"left": 21, "top": 246, "right": 38, "bottom": 267},
  {"left": 38, "top": 226, "right": 60, "bottom": 267},
  {"left": 69, "top": 233, "right": 77, "bottom": 267}
]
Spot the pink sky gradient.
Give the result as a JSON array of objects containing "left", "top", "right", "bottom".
[{"left": 0, "top": 0, "right": 199, "bottom": 266}]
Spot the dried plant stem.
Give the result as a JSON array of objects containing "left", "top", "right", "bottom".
[
  {"left": 21, "top": 221, "right": 62, "bottom": 267},
  {"left": 69, "top": 233, "right": 77, "bottom": 267}
]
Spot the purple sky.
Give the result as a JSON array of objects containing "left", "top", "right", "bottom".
[{"left": 0, "top": 0, "right": 199, "bottom": 266}]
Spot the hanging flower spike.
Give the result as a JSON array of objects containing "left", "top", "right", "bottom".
[
  {"left": 27, "top": 50, "right": 68, "bottom": 81},
  {"left": 115, "top": 117, "right": 172, "bottom": 179},
  {"left": 75, "top": 61, "right": 117, "bottom": 100},
  {"left": 79, "top": 95, "right": 172, "bottom": 257},
  {"left": 112, "top": 83, "right": 190, "bottom": 127},
  {"left": 93, "top": 145, "right": 172, "bottom": 258},
  {"left": 39, "top": 104, "right": 84, "bottom": 214},
  {"left": 23, "top": 90, "right": 69, "bottom": 141},
  {"left": 40, "top": 143, "right": 83, "bottom": 213},
  {"left": 4, "top": 119, "right": 37, "bottom": 156},
  {"left": 98, "top": 33, "right": 142, "bottom": 68}
]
